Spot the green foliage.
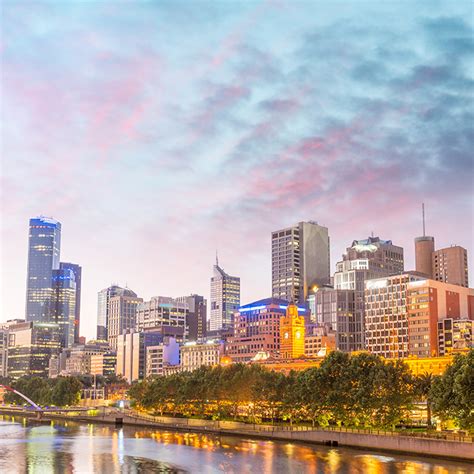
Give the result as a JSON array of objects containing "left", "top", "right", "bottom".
[
  {"left": 128, "top": 351, "right": 419, "bottom": 429},
  {"left": 430, "top": 350, "right": 474, "bottom": 431},
  {"left": 3, "top": 376, "right": 84, "bottom": 407}
]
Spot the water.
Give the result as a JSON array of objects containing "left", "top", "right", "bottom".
[{"left": 0, "top": 416, "right": 471, "bottom": 473}]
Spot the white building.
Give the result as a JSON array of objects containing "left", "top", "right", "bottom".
[
  {"left": 145, "top": 338, "right": 180, "bottom": 377},
  {"left": 180, "top": 341, "right": 224, "bottom": 372},
  {"left": 210, "top": 260, "right": 240, "bottom": 331}
]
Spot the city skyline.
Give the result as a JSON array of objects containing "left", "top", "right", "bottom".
[{"left": 2, "top": 1, "right": 474, "bottom": 340}]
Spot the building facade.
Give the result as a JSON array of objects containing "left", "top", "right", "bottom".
[
  {"left": 97, "top": 285, "right": 138, "bottom": 341},
  {"left": 365, "top": 274, "right": 474, "bottom": 358},
  {"left": 432, "top": 246, "right": 469, "bottom": 288},
  {"left": 107, "top": 293, "right": 143, "bottom": 351},
  {"left": 135, "top": 296, "right": 187, "bottom": 340},
  {"left": 145, "top": 338, "right": 180, "bottom": 377},
  {"left": 272, "top": 221, "right": 330, "bottom": 304},
  {"left": 226, "top": 298, "right": 309, "bottom": 363},
  {"left": 59, "top": 262, "right": 82, "bottom": 343},
  {"left": 177, "top": 294, "right": 207, "bottom": 341},
  {"left": 116, "top": 331, "right": 164, "bottom": 383},
  {"left": 180, "top": 341, "right": 224, "bottom": 372},
  {"left": 52, "top": 268, "right": 76, "bottom": 348},
  {"left": 280, "top": 303, "right": 306, "bottom": 359},
  {"left": 304, "top": 324, "right": 337, "bottom": 357},
  {"left": 25, "top": 217, "right": 61, "bottom": 323},
  {"left": 90, "top": 351, "right": 117, "bottom": 377},
  {"left": 308, "top": 288, "right": 357, "bottom": 352},
  {"left": 7, "top": 321, "right": 61, "bottom": 378},
  {"left": 333, "top": 237, "right": 404, "bottom": 350},
  {"left": 210, "top": 261, "right": 240, "bottom": 331},
  {"left": 438, "top": 318, "right": 472, "bottom": 355}
]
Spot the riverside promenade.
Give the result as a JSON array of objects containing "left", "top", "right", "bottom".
[{"left": 1, "top": 407, "right": 472, "bottom": 461}]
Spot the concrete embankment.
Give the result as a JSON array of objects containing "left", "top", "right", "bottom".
[{"left": 1, "top": 408, "right": 472, "bottom": 461}]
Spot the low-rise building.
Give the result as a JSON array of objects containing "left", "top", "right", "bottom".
[
  {"left": 438, "top": 318, "right": 472, "bottom": 355},
  {"left": 180, "top": 340, "right": 224, "bottom": 372},
  {"left": 145, "top": 338, "right": 180, "bottom": 377},
  {"left": 304, "top": 324, "right": 337, "bottom": 357}
]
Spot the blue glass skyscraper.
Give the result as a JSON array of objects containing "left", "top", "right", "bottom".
[
  {"left": 59, "top": 262, "right": 82, "bottom": 344},
  {"left": 52, "top": 268, "right": 76, "bottom": 348},
  {"left": 25, "top": 217, "right": 61, "bottom": 323}
]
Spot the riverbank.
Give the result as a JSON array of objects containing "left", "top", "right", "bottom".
[{"left": 1, "top": 407, "right": 472, "bottom": 462}]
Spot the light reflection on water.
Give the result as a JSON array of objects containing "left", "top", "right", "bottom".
[{"left": 0, "top": 416, "right": 471, "bottom": 474}]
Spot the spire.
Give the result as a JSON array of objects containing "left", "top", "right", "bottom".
[
  {"left": 215, "top": 250, "right": 219, "bottom": 267},
  {"left": 422, "top": 202, "right": 426, "bottom": 237}
]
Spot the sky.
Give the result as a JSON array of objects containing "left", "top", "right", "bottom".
[{"left": 1, "top": 1, "right": 473, "bottom": 340}]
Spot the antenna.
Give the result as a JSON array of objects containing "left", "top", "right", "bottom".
[
  {"left": 216, "top": 250, "right": 219, "bottom": 267},
  {"left": 422, "top": 203, "right": 426, "bottom": 237}
]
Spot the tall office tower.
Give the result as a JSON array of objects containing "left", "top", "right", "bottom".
[
  {"left": 177, "top": 294, "right": 207, "bottom": 341},
  {"left": 96, "top": 285, "right": 137, "bottom": 341},
  {"left": 135, "top": 296, "right": 188, "bottom": 340},
  {"left": 25, "top": 217, "right": 61, "bottom": 322},
  {"left": 209, "top": 259, "right": 240, "bottom": 331},
  {"left": 60, "top": 262, "right": 82, "bottom": 343},
  {"left": 7, "top": 321, "right": 60, "bottom": 378},
  {"left": 52, "top": 268, "right": 76, "bottom": 348},
  {"left": 415, "top": 203, "right": 435, "bottom": 278},
  {"left": 107, "top": 293, "right": 143, "bottom": 351},
  {"left": 432, "top": 246, "right": 469, "bottom": 288},
  {"left": 333, "top": 236, "right": 404, "bottom": 350},
  {"left": 272, "top": 221, "right": 330, "bottom": 304},
  {"left": 365, "top": 274, "right": 474, "bottom": 358}
]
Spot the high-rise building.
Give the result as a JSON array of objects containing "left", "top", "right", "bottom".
[
  {"left": 7, "top": 321, "right": 60, "bottom": 378},
  {"left": 210, "top": 260, "right": 240, "bottom": 331},
  {"left": 365, "top": 274, "right": 474, "bottom": 358},
  {"left": 308, "top": 287, "right": 357, "bottom": 352},
  {"left": 96, "top": 285, "right": 138, "bottom": 341},
  {"left": 272, "top": 221, "right": 330, "bottom": 304},
  {"left": 432, "top": 246, "right": 469, "bottom": 288},
  {"left": 135, "top": 296, "right": 188, "bottom": 340},
  {"left": 177, "top": 294, "right": 207, "bottom": 341},
  {"left": 333, "top": 237, "right": 404, "bottom": 350},
  {"left": 415, "top": 236, "right": 435, "bottom": 277},
  {"left": 59, "top": 262, "right": 82, "bottom": 343},
  {"left": 52, "top": 268, "right": 76, "bottom": 348},
  {"left": 25, "top": 217, "right": 61, "bottom": 323},
  {"left": 116, "top": 331, "right": 164, "bottom": 383},
  {"left": 280, "top": 303, "right": 306, "bottom": 359},
  {"left": 107, "top": 293, "right": 143, "bottom": 351}
]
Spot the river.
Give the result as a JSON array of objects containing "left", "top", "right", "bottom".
[{"left": 0, "top": 416, "right": 471, "bottom": 473}]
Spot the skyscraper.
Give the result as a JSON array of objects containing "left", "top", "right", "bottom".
[
  {"left": 96, "top": 285, "right": 137, "bottom": 341},
  {"left": 59, "top": 262, "right": 82, "bottom": 343},
  {"left": 177, "top": 294, "right": 207, "bottom": 341},
  {"left": 25, "top": 217, "right": 61, "bottom": 322},
  {"left": 52, "top": 268, "right": 76, "bottom": 348},
  {"left": 432, "top": 246, "right": 469, "bottom": 288},
  {"left": 107, "top": 293, "right": 143, "bottom": 351},
  {"left": 332, "top": 236, "right": 404, "bottom": 350},
  {"left": 271, "top": 221, "right": 330, "bottom": 304},
  {"left": 209, "top": 259, "right": 240, "bottom": 331}
]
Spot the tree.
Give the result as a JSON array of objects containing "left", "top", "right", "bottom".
[
  {"left": 431, "top": 350, "right": 474, "bottom": 431},
  {"left": 413, "top": 372, "right": 434, "bottom": 427},
  {"left": 51, "top": 377, "right": 82, "bottom": 406}
]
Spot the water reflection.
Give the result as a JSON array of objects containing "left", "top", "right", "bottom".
[{"left": 0, "top": 416, "right": 471, "bottom": 474}]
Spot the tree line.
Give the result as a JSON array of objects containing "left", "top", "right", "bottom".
[{"left": 129, "top": 350, "right": 474, "bottom": 431}]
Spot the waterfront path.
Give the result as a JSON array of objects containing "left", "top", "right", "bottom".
[{"left": 1, "top": 406, "right": 472, "bottom": 461}]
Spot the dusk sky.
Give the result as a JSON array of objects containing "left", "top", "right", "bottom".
[{"left": 1, "top": 1, "right": 473, "bottom": 340}]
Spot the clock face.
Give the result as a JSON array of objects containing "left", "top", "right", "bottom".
[
  {"left": 295, "top": 331, "right": 301, "bottom": 339},
  {"left": 284, "top": 332, "right": 289, "bottom": 339}
]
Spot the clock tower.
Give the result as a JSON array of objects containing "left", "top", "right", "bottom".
[{"left": 280, "top": 302, "right": 306, "bottom": 359}]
